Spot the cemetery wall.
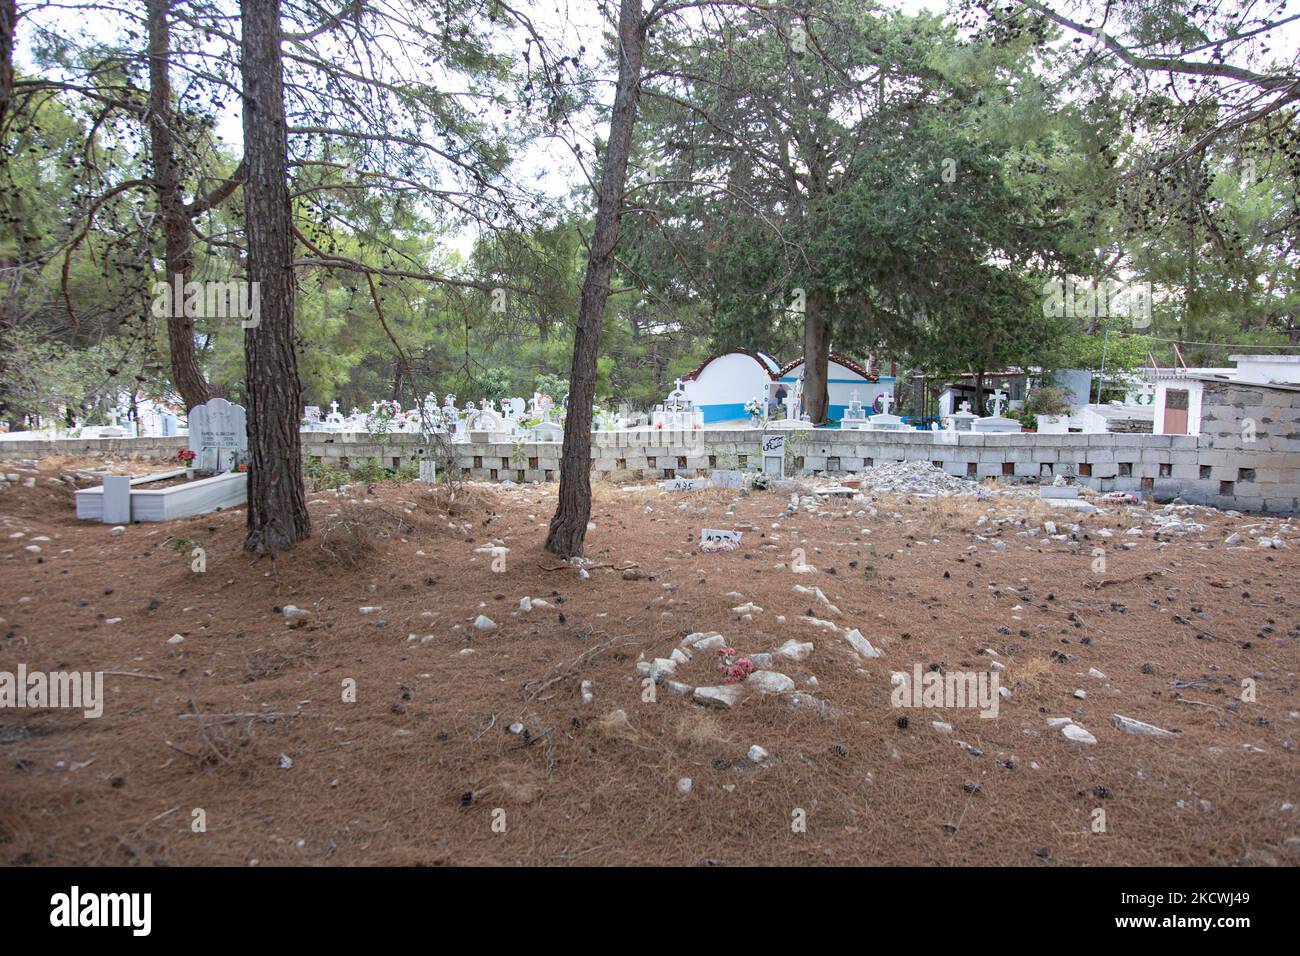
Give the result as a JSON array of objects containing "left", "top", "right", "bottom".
[
  {"left": 10, "top": 381, "right": 1294, "bottom": 514},
  {"left": 0, "top": 435, "right": 186, "bottom": 459},
  {"left": 301, "top": 382, "right": 1300, "bottom": 515}
]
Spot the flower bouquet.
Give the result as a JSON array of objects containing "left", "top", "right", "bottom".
[{"left": 717, "top": 648, "right": 755, "bottom": 684}]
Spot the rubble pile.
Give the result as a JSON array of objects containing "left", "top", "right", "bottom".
[{"left": 851, "top": 460, "right": 985, "bottom": 497}]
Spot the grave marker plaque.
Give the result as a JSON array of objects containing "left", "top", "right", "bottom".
[
  {"left": 762, "top": 434, "right": 786, "bottom": 478},
  {"left": 663, "top": 477, "right": 709, "bottom": 491},
  {"left": 187, "top": 398, "right": 248, "bottom": 472},
  {"left": 710, "top": 470, "right": 745, "bottom": 489},
  {"left": 700, "top": 528, "right": 742, "bottom": 551}
]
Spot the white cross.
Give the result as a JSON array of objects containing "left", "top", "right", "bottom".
[
  {"left": 329, "top": 401, "right": 340, "bottom": 416},
  {"left": 877, "top": 391, "right": 893, "bottom": 416},
  {"left": 990, "top": 388, "right": 1008, "bottom": 417},
  {"left": 958, "top": 400, "right": 972, "bottom": 414},
  {"left": 850, "top": 389, "right": 860, "bottom": 404}
]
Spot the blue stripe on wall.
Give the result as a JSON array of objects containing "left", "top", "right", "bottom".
[{"left": 701, "top": 402, "right": 748, "bottom": 423}]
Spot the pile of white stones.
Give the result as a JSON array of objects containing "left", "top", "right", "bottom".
[
  {"left": 849, "top": 460, "right": 984, "bottom": 497},
  {"left": 634, "top": 631, "right": 829, "bottom": 715}
]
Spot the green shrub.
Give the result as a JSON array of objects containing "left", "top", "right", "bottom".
[
  {"left": 304, "top": 456, "right": 348, "bottom": 491},
  {"left": 350, "top": 457, "right": 389, "bottom": 485}
]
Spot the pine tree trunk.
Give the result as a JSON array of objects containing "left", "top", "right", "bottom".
[
  {"left": 146, "top": 0, "right": 211, "bottom": 412},
  {"left": 803, "top": 287, "right": 830, "bottom": 423},
  {"left": 240, "top": 0, "right": 308, "bottom": 554},
  {"left": 0, "top": 0, "right": 15, "bottom": 130},
  {"left": 545, "top": 0, "right": 646, "bottom": 558}
]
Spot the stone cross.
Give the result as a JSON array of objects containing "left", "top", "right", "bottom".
[
  {"left": 989, "top": 388, "right": 1008, "bottom": 417},
  {"left": 958, "top": 400, "right": 972, "bottom": 414},
  {"left": 877, "top": 390, "right": 894, "bottom": 416},
  {"left": 784, "top": 390, "right": 799, "bottom": 420},
  {"left": 329, "top": 400, "right": 340, "bottom": 416}
]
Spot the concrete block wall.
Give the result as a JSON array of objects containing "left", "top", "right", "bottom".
[
  {"left": 0, "top": 436, "right": 187, "bottom": 459},
  {"left": 12, "top": 384, "right": 1292, "bottom": 513},
  {"left": 299, "top": 389, "right": 1300, "bottom": 514}
]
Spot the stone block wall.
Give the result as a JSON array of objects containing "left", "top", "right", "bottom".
[
  {"left": 0, "top": 436, "right": 187, "bottom": 459},
  {"left": 11, "top": 384, "right": 1297, "bottom": 515},
  {"left": 298, "top": 386, "right": 1300, "bottom": 515}
]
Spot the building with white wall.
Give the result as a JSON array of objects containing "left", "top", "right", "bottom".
[
  {"left": 680, "top": 349, "right": 891, "bottom": 423},
  {"left": 680, "top": 350, "right": 781, "bottom": 423},
  {"left": 1150, "top": 355, "right": 1299, "bottom": 436},
  {"left": 774, "top": 354, "right": 893, "bottom": 421}
]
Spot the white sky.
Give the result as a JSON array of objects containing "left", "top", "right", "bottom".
[{"left": 18, "top": 0, "right": 1293, "bottom": 260}]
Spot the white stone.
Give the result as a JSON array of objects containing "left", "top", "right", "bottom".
[
  {"left": 747, "top": 745, "right": 769, "bottom": 763},
  {"left": 745, "top": 670, "right": 795, "bottom": 694},
  {"left": 843, "top": 628, "right": 882, "bottom": 659},
  {"left": 775, "top": 639, "right": 814, "bottom": 662},
  {"left": 1112, "top": 714, "right": 1174, "bottom": 737},
  {"left": 676, "top": 777, "right": 693, "bottom": 795},
  {"left": 1061, "top": 723, "right": 1097, "bottom": 744},
  {"left": 649, "top": 658, "right": 678, "bottom": 683},
  {"left": 166, "top": 634, "right": 184, "bottom": 645},
  {"left": 690, "top": 634, "right": 727, "bottom": 652},
  {"left": 519, "top": 597, "right": 532, "bottom": 612},
  {"left": 693, "top": 684, "right": 744, "bottom": 709},
  {"left": 932, "top": 720, "right": 953, "bottom": 734},
  {"left": 801, "top": 616, "right": 839, "bottom": 633},
  {"left": 473, "top": 614, "right": 496, "bottom": 631}
]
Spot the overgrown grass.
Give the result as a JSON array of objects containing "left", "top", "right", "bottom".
[{"left": 303, "top": 456, "right": 421, "bottom": 491}]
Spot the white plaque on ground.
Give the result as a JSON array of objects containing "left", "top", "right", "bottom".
[
  {"left": 700, "top": 528, "right": 742, "bottom": 551},
  {"left": 711, "top": 470, "right": 745, "bottom": 489},
  {"left": 663, "top": 477, "right": 709, "bottom": 491}
]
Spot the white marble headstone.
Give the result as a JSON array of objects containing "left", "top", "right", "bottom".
[{"left": 187, "top": 398, "right": 247, "bottom": 472}]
